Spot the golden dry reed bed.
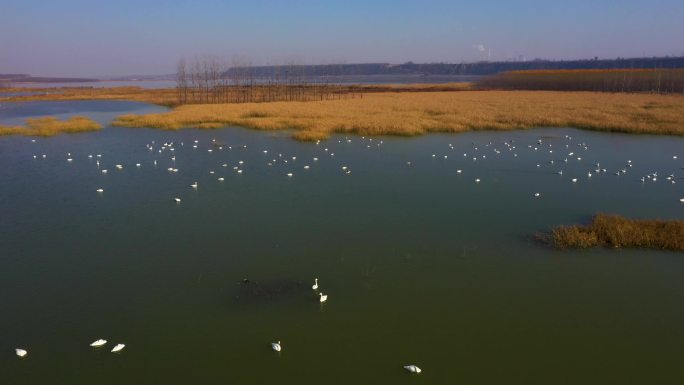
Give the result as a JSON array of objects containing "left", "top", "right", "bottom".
[
  {"left": 550, "top": 214, "right": 684, "bottom": 251},
  {"left": 0, "top": 116, "right": 102, "bottom": 137},
  {"left": 113, "top": 91, "right": 684, "bottom": 141}
]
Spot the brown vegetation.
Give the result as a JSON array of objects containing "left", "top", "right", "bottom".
[
  {"left": 0, "top": 83, "right": 471, "bottom": 107},
  {"left": 479, "top": 69, "right": 684, "bottom": 94},
  {"left": 112, "top": 90, "right": 684, "bottom": 140},
  {"left": 176, "top": 57, "right": 362, "bottom": 104},
  {"left": 0, "top": 116, "right": 102, "bottom": 137},
  {"left": 549, "top": 214, "right": 684, "bottom": 251},
  {"left": 0, "top": 86, "right": 179, "bottom": 106}
]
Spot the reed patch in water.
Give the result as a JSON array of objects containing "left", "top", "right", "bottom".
[
  {"left": 0, "top": 116, "right": 102, "bottom": 137},
  {"left": 549, "top": 214, "right": 684, "bottom": 251}
]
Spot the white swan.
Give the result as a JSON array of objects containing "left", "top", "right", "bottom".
[
  {"left": 534, "top": 192, "right": 540, "bottom": 197},
  {"left": 90, "top": 339, "right": 107, "bottom": 347},
  {"left": 174, "top": 198, "right": 181, "bottom": 203},
  {"left": 287, "top": 173, "right": 293, "bottom": 177},
  {"left": 15, "top": 348, "right": 28, "bottom": 357},
  {"left": 319, "top": 292, "right": 328, "bottom": 303},
  {"left": 312, "top": 278, "right": 319, "bottom": 291},
  {"left": 191, "top": 182, "right": 198, "bottom": 188},
  {"left": 272, "top": 341, "right": 282, "bottom": 352},
  {"left": 111, "top": 344, "right": 125, "bottom": 353},
  {"left": 96, "top": 188, "right": 104, "bottom": 193},
  {"left": 404, "top": 365, "right": 422, "bottom": 374}
]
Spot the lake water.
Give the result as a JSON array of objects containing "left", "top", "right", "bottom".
[{"left": 1, "top": 101, "right": 683, "bottom": 385}]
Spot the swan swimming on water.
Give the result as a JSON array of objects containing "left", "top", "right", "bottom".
[
  {"left": 90, "top": 339, "right": 107, "bottom": 347},
  {"left": 272, "top": 341, "right": 282, "bottom": 352},
  {"left": 319, "top": 292, "right": 328, "bottom": 303},
  {"left": 404, "top": 365, "right": 422, "bottom": 374},
  {"left": 15, "top": 348, "right": 28, "bottom": 357},
  {"left": 312, "top": 278, "right": 319, "bottom": 291},
  {"left": 111, "top": 344, "right": 125, "bottom": 353}
]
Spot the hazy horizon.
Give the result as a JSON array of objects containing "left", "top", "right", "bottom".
[{"left": 2, "top": 0, "right": 683, "bottom": 78}]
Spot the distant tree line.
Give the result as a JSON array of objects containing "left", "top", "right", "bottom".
[
  {"left": 175, "top": 57, "right": 359, "bottom": 105},
  {"left": 478, "top": 69, "right": 684, "bottom": 94},
  {"left": 216, "top": 56, "right": 684, "bottom": 77}
]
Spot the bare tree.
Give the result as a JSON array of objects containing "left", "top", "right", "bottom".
[{"left": 176, "top": 58, "right": 188, "bottom": 105}]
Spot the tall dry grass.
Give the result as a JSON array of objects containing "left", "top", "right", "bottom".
[
  {"left": 479, "top": 69, "right": 684, "bottom": 94},
  {"left": 551, "top": 214, "right": 684, "bottom": 251},
  {"left": 0, "top": 116, "right": 102, "bottom": 137},
  {"left": 112, "top": 91, "right": 684, "bottom": 140}
]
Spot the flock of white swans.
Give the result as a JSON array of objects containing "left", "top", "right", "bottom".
[
  {"left": 26, "top": 133, "right": 684, "bottom": 206},
  {"left": 13, "top": 276, "right": 423, "bottom": 373},
  {"left": 14, "top": 131, "right": 684, "bottom": 375}
]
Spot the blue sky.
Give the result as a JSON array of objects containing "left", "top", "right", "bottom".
[{"left": 1, "top": 0, "right": 682, "bottom": 77}]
